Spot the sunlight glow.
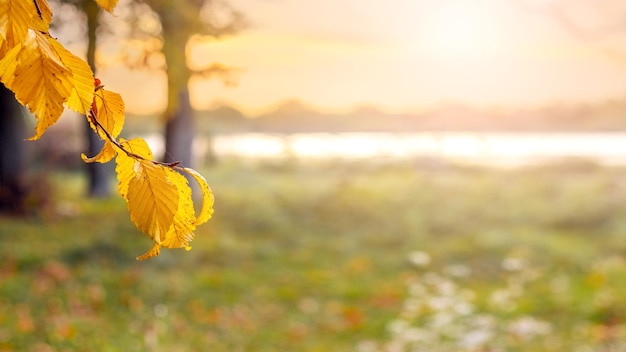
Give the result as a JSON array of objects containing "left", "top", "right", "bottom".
[
  {"left": 420, "top": 1, "right": 502, "bottom": 59},
  {"left": 96, "top": 0, "right": 626, "bottom": 114}
]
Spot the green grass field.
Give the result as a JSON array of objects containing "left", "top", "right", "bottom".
[{"left": 2, "top": 158, "right": 626, "bottom": 351}]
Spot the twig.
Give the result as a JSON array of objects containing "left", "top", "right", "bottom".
[
  {"left": 33, "top": 0, "right": 42, "bottom": 20},
  {"left": 88, "top": 107, "right": 182, "bottom": 168}
]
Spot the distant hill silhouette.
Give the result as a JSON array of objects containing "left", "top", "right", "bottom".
[{"left": 196, "top": 98, "right": 626, "bottom": 133}]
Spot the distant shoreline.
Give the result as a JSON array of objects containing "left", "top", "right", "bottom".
[{"left": 191, "top": 99, "right": 626, "bottom": 134}]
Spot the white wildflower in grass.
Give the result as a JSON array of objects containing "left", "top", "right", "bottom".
[
  {"left": 355, "top": 340, "right": 378, "bottom": 352},
  {"left": 444, "top": 264, "right": 472, "bottom": 278},
  {"left": 387, "top": 319, "right": 410, "bottom": 336},
  {"left": 452, "top": 301, "right": 474, "bottom": 316},
  {"left": 508, "top": 316, "right": 552, "bottom": 339},
  {"left": 370, "top": 251, "right": 554, "bottom": 352},
  {"left": 408, "top": 251, "right": 431, "bottom": 267},
  {"left": 458, "top": 328, "right": 493, "bottom": 349},
  {"left": 434, "top": 280, "right": 456, "bottom": 296},
  {"left": 429, "top": 311, "right": 456, "bottom": 329},
  {"left": 401, "top": 327, "right": 430, "bottom": 343},
  {"left": 427, "top": 296, "right": 455, "bottom": 311},
  {"left": 502, "top": 257, "right": 525, "bottom": 271},
  {"left": 402, "top": 298, "right": 422, "bottom": 316},
  {"left": 490, "top": 288, "right": 517, "bottom": 311}
]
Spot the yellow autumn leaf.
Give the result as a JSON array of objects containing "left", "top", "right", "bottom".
[
  {"left": 181, "top": 167, "right": 214, "bottom": 225},
  {"left": 91, "top": 89, "right": 125, "bottom": 140},
  {"left": 116, "top": 138, "right": 153, "bottom": 200},
  {"left": 0, "top": 0, "right": 214, "bottom": 261},
  {"left": 95, "top": 0, "right": 119, "bottom": 13},
  {"left": 136, "top": 243, "right": 161, "bottom": 261},
  {"left": 128, "top": 163, "right": 195, "bottom": 260},
  {"left": 160, "top": 169, "right": 195, "bottom": 250},
  {"left": 81, "top": 140, "right": 117, "bottom": 163},
  {"left": 134, "top": 168, "right": 197, "bottom": 260},
  {"left": 114, "top": 138, "right": 208, "bottom": 260},
  {"left": 0, "top": 31, "right": 73, "bottom": 140},
  {"left": 0, "top": 0, "right": 36, "bottom": 55},
  {"left": 127, "top": 160, "right": 179, "bottom": 243},
  {"left": 48, "top": 39, "right": 94, "bottom": 115},
  {"left": 30, "top": 0, "right": 52, "bottom": 32}
]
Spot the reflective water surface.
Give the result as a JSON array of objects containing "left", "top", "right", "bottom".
[{"left": 206, "top": 132, "right": 626, "bottom": 166}]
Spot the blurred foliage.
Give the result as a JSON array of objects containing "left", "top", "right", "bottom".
[{"left": 2, "top": 159, "right": 626, "bottom": 350}]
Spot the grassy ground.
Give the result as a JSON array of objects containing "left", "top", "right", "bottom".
[{"left": 2, "top": 158, "right": 626, "bottom": 351}]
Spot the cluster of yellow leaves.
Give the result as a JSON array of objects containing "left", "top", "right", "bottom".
[{"left": 0, "top": 0, "right": 213, "bottom": 260}]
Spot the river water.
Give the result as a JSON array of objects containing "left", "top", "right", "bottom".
[{"left": 199, "top": 132, "right": 626, "bottom": 166}]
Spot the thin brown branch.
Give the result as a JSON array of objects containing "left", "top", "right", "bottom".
[
  {"left": 33, "top": 0, "right": 42, "bottom": 19},
  {"left": 88, "top": 108, "right": 182, "bottom": 168}
]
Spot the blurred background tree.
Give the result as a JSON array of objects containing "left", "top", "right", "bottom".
[
  {"left": 0, "top": 0, "right": 109, "bottom": 210},
  {"left": 0, "top": 84, "right": 28, "bottom": 213},
  {"left": 141, "top": 0, "right": 244, "bottom": 167},
  {"left": 52, "top": 0, "right": 112, "bottom": 197},
  {"left": 45, "top": 0, "right": 244, "bottom": 197}
]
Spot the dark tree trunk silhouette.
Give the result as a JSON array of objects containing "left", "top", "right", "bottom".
[
  {"left": 0, "top": 83, "right": 27, "bottom": 213},
  {"left": 159, "top": 6, "right": 196, "bottom": 168},
  {"left": 146, "top": 0, "right": 242, "bottom": 169},
  {"left": 163, "top": 89, "right": 195, "bottom": 166},
  {"left": 83, "top": 0, "right": 111, "bottom": 197}
]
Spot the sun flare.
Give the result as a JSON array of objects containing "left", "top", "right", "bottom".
[{"left": 420, "top": 1, "right": 500, "bottom": 59}]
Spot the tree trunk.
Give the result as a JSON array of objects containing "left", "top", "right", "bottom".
[
  {"left": 160, "top": 14, "right": 195, "bottom": 168},
  {"left": 164, "top": 88, "right": 195, "bottom": 166},
  {"left": 0, "top": 83, "right": 27, "bottom": 213},
  {"left": 83, "top": 0, "right": 111, "bottom": 197}
]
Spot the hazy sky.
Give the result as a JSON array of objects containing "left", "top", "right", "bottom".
[{"left": 101, "top": 0, "right": 626, "bottom": 115}]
